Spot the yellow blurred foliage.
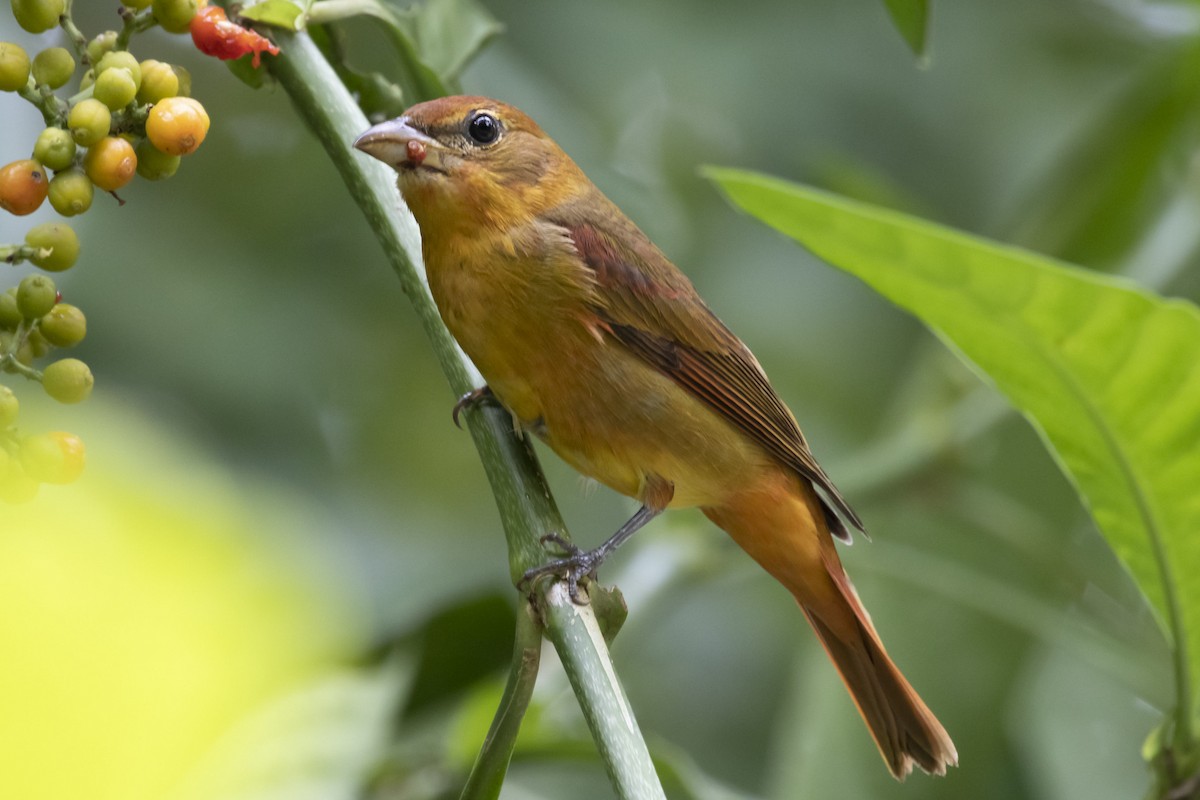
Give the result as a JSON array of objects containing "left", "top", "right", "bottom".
[{"left": 0, "top": 405, "right": 360, "bottom": 800}]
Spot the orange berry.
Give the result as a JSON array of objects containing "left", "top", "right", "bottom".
[
  {"left": 146, "top": 96, "right": 209, "bottom": 156},
  {"left": 0, "top": 159, "right": 49, "bottom": 215},
  {"left": 83, "top": 136, "right": 137, "bottom": 191}
]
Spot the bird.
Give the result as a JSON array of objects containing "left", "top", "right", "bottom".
[{"left": 355, "top": 95, "right": 957, "bottom": 779}]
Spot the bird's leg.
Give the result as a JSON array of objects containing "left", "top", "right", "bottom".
[
  {"left": 522, "top": 476, "right": 673, "bottom": 604},
  {"left": 452, "top": 385, "right": 496, "bottom": 428}
]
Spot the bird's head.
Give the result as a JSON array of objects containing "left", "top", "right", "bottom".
[{"left": 355, "top": 96, "right": 583, "bottom": 235}]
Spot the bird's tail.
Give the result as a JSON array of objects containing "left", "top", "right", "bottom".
[
  {"left": 704, "top": 474, "right": 957, "bottom": 780},
  {"left": 799, "top": 552, "right": 957, "bottom": 779}
]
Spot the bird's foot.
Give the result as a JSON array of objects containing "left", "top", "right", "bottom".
[
  {"left": 452, "top": 385, "right": 496, "bottom": 428},
  {"left": 520, "top": 533, "right": 605, "bottom": 605}
]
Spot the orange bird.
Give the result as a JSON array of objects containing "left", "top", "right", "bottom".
[{"left": 356, "top": 96, "right": 956, "bottom": 779}]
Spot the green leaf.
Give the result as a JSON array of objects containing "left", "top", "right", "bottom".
[
  {"left": 411, "top": 0, "right": 504, "bottom": 84},
  {"left": 880, "top": 0, "right": 929, "bottom": 58},
  {"left": 706, "top": 167, "right": 1200, "bottom": 741},
  {"left": 172, "top": 659, "right": 412, "bottom": 800},
  {"left": 1007, "top": 43, "right": 1200, "bottom": 268},
  {"left": 224, "top": 54, "right": 271, "bottom": 89},
  {"left": 240, "top": 0, "right": 307, "bottom": 30}
]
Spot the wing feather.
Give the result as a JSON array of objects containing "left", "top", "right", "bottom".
[{"left": 550, "top": 198, "right": 864, "bottom": 539}]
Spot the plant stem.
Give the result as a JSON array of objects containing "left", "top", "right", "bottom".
[
  {"left": 459, "top": 602, "right": 542, "bottom": 800},
  {"left": 266, "top": 30, "right": 665, "bottom": 800}
]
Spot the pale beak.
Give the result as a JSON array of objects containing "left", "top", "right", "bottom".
[{"left": 354, "top": 118, "right": 446, "bottom": 172}]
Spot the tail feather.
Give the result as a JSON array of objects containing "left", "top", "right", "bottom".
[
  {"left": 802, "top": 600, "right": 957, "bottom": 778},
  {"left": 807, "top": 543, "right": 957, "bottom": 779},
  {"left": 704, "top": 477, "right": 957, "bottom": 779}
]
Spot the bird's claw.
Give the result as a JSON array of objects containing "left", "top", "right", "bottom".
[
  {"left": 520, "top": 534, "right": 601, "bottom": 605},
  {"left": 452, "top": 385, "right": 495, "bottom": 428}
]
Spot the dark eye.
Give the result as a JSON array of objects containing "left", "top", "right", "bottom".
[{"left": 466, "top": 112, "right": 500, "bottom": 145}]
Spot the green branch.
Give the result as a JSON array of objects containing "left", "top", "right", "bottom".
[{"left": 266, "top": 29, "right": 665, "bottom": 800}]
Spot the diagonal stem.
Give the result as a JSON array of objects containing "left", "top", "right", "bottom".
[{"left": 266, "top": 29, "right": 665, "bottom": 800}]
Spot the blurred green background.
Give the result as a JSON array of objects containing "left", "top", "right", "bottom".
[{"left": 1, "top": 0, "right": 1196, "bottom": 798}]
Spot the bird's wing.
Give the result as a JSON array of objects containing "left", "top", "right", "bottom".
[{"left": 549, "top": 201, "right": 864, "bottom": 539}]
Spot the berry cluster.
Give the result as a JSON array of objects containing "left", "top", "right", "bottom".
[{"left": 2, "top": 0, "right": 258, "bottom": 501}]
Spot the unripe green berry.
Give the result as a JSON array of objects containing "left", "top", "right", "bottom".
[
  {"left": 26, "top": 328, "right": 49, "bottom": 358},
  {"left": 0, "top": 42, "right": 31, "bottom": 92},
  {"left": 24, "top": 222, "right": 79, "bottom": 272},
  {"left": 17, "top": 274, "right": 56, "bottom": 319},
  {"left": 39, "top": 303, "right": 85, "bottom": 347},
  {"left": 11, "top": 0, "right": 65, "bottom": 34},
  {"left": 93, "top": 67, "right": 138, "bottom": 110},
  {"left": 86, "top": 31, "right": 118, "bottom": 66},
  {"left": 47, "top": 168, "right": 93, "bottom": 216},
  {"left": 31, "top": 47, "right": 74, "bottom": 89},
  {"left": 95, "top": 51, "right": 141, "bottom": 91},
  {"left": 0, "top": 384, "right": 17, "bottom": 427},
  {"left": 0, "top": 290, "right": 21, "bottom": 329},
  {"left": 14, "top": 338, "right": 34, "bottom": 367},
  {"left": 152, "top": 0, "right": 198, "bottom": 34},
  {"left": 68, "top": 99, "right": 111, "bottom": 147},
  {"left": 136, "top": 59, "right": 178, "bottom": 103},
  {"left": 135, "top": 139, "right": 180, "bottom": 181},
  {"left": 32, "top": 127, "right": 76, "bottom": 172},
  {"left": 42, "top": 357, "right": 93, "bottom": 404}
]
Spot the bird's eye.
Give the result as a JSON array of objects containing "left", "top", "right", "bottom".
[{"left": 466, "top": 112, "right": 500, "bottom": 145}]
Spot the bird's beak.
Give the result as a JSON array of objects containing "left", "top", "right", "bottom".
[{"left": 354, "top": 118, "right": 446, "bottom": 172}]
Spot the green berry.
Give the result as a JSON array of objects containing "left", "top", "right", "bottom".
[
  {"left": 31, "top": 46, "right": 73, "bottom": 89},
  {"left": 172, "top": 64, "right": 192, "bottom": 97},
  {"left": 42, "top": 357, "right": 93, "bottom": 404},
  {"left": 38, "top": 303, "right": 85, "bottom": 347},
  {"left": 26, "top": 328, "right": 49, "bottom": 358},
  {"left": 95, "top": 51, "right": 141, "bottom": 91},
  {"left": 152, "top": 0, "right": 198, "bottom": 34},
  {"left": 32, "top": 127, "right": 76, "bottom": 172},
  {"left": 86, "top": 31, "right": 118, "bottom": 66},
  {"left": 16, "top": 274, "right": 56, "bottom": 319},
  {"left": 0, "top": 290, "right": 21, "bottom": 329},
  {"left": 0, "top": 42, "right": 31, "bottom": 92},
  {"left": 47, "top": 168, "right": 93, "bottom": 216},
  {"left": 93, "top": 67, "right": 138, "bottom": 111},
  {"left": 24, "top": 222, "right": 79, "bottom": 272},
  {"left": 136, "top": 59, "right": 178, "bottom": 104},
  {"left": 68, "top": 98, "right": 112, "bottom": 147},
  {"left": 10, "top": 0, "right": 65, "bottom": 35},
  {"left": 135, "top": 139, "right": 180, "bottom": 180},
  {"left": 0, "top": 385, "right": 16, "bottom": 427}
]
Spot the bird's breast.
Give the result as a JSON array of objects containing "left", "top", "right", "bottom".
[{"left": 422, "top": 228, "right": 772, "bottom": 508}]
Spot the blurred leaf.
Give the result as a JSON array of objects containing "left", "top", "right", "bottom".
[
  {"left": 880, "top": 0, "right": 929, "bottom": 57},
  {"left": 175, "top": 659, "right": 412, "bottom": 800},
  {"left": 1008, "top": 43, "right": 1200, "bottom": 268},
  {"left": 403, "top": 593, "right": 515, "bottom": 717},
  {"left": 240, "top": 0, "right": 307, "bottom": 30},
  {"left": 225, "top": 54, "right": 271, "bottom": 89},
  {"left": 707, "top": 168, "right": 1200, "bottom": 727},
  {"left": 410, "top": 0, "right": 504, "bottom": 85},
  {"left": 587, "top": 582, "right": 629, "bottom": 645}
]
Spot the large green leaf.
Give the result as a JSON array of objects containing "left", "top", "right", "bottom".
[
  {"left": 706, "top": 167, "right": 1200, "bottom": 730},
  {"left": 880, "top": 0, "right": 929, "bottom": 58}
]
